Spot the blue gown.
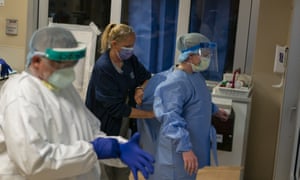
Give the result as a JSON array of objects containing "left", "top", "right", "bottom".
[
  {"left": 138, "top": 68, "right": 218, "bottom": 180},
  {"left": 137, "top": 69, "right": 171, "bottom": 156}
]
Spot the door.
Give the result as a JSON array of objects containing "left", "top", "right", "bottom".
[{"left": 273, "top": 0, "right": 300, "bottom": 179}]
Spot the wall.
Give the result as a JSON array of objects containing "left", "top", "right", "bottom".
[
  {"left": 244, "top": 0, "right": 293, "bottom": 179},
  {"left": 0, "top": 0, "right": 28, "bottom": 72}
]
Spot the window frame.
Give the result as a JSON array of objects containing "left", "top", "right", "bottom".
[{"left": 37, "top": 0, "right": 258, "bottom": 75}]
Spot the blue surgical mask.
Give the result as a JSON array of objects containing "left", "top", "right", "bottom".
[
  {"left": 47, "top": 67, "right": 75, "bottom": 89},
  {"left": 118, "top": 47, "right": 134, "bottom": 60}
]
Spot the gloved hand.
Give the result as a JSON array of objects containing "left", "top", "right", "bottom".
[
  {"left": 0, "top": 58, "right": 12, "bottom": 78},
  {"left": 91, "top": 138, "right": 120, "bottom": 159},
  {"left": 119, "top": 132, "right": 155, "bottom": 180}
]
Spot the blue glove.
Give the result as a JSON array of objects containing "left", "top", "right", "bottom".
[
  {"left": 91, "top": 138, "right": 120, "bottom": 159},
  {"left": 0, "top": 58, "right": 12, "bottom": 78},
  {"left": 120, "top": 132, "right": 155, "bottom": 180}
]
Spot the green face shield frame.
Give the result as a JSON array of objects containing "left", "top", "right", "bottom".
[{"left": 44, "top": 43, "right": 86, "bottom": 61}]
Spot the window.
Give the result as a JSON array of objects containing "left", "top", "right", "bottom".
[
  {"left": 119, "top": 0, "right": 243, "bottom": 81},
  {"left": 39, "top": 0, "right": 255, "bottom": 80},
  {"left": 47, "top": 0, "right": 111, "bottom": 59},
  {"left": 189, "top": 0, "right": 240, "bottom": 81}
]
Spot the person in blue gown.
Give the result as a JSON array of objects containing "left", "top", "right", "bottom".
[{"left": 138, "top": 33, "right": 228, "bottom": 180}]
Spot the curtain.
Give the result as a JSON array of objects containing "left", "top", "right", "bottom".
[
  {"left": 127, "top": 0, "right": 179, "bottom": 73},
  {"left": 190, "top": 0, "right": 238, "bottom": 81}
]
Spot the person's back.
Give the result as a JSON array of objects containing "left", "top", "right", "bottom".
[{"left": 137, "top": 69, "right": 172, "bottom": 156}]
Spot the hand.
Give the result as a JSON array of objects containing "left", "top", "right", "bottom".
[
  {"left": 0, "top": 58, "right": 12, "bottom": 78},
  {"left": 91, "top": 138, "right": 120, "bottom": 159},
  {"left": 119, "top": 132, "right": 155, "bottom": 180},
  {"left": 134, "top": 87, "right": 144, "bottom": 105},
  {"left": 182, "top": 150, "right": 198, "bottom": 176},
  {"left": 213, "top": 108, "right": 229, "bottom": 122}
]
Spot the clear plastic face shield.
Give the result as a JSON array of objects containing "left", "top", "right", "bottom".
[
  {"left": 34, "top": 43, "right": 87, "bottom": 63},
  {"left": 182, "top": 42, "right": 218, "bottom": 73}
]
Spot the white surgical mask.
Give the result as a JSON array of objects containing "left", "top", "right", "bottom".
[
  {"left": 189, "top": 63, "right": 202, "bottom": 72},
  {"left": 47, "top": 67, "right": 75, "bottom": 89},
  {"left": 189, "top": 57, "right": 211, "bottom": 72},
  {"left": 198, "top": 56, "right": 211, "bottom": 71}
]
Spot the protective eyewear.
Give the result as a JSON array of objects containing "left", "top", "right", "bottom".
[
  {"left": 182, "top": 42, "right": 216, "bottom": 57},
  {"left": 182, "top": 42, "right": 219, "bottom": 73},
  {"left": 33, "top": 43, "right": 86, "bottom": 62}
]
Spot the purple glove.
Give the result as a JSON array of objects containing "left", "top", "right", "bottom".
[
  {"left": 120, "top": 132, "right": 155, "bottom": 180},
  {"left": 91, "top": 138, "right": 120, "bottom": 159},
  {"left": 0, "top": 58, "right": 12, "bottom": 78}
]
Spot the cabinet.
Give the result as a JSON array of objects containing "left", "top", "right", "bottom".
[{"left": 212, "top": 94, "right": 252, "bottom": 179}]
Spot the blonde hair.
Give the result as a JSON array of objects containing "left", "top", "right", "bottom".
[{"left": 100, "top": 23, "right": 135, "bottom": 53}]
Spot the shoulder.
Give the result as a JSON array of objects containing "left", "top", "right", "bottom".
[
  {"left": 127, "top": 55, "right": 145, "bottom": 67},
  {"left": 156, "top": 70, "right": 189, "bottom": 92},
  {"left": 95, "top": 52, "right": 110, "bottom": 67},
  {"left": 93, "top": 52, "right": 115, "bottom": 74},
  {"left": 0, "top": 72, "right": 44, "bottom": 104}
]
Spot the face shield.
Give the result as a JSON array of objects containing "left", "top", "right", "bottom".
[
  {"left": 33, "top": 43, "right": 87, "bottom": 62},
  {"left": 30, "top": 43, "right": 86, "bottom": 90},
  {"left": 182, "top": 42, "right": 218, "bottom": 73}
]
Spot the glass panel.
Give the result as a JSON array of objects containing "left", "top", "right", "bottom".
[
  {"left": 121, "top": 0, "right": 179, "bottom": 73},
  {"left": 48, "top": 0, "right": 111, "bottom": 58},
  {"left": 189, "top": 0, "right": 240, "bottom": 81}
]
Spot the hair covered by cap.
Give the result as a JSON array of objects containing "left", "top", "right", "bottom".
[
  {"left": 177, "top": 33, "right": 210, "bottom": 51},
  {"left": 177, "top": 33, "right": 210, "bottom": 62},
  {"left": 26, "top": 26, "right": 78, "bottom": 66}
]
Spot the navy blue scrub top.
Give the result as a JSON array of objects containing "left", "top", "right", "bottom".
[{"left": 85, "top": 51, "right": 152, "bottom": 136}]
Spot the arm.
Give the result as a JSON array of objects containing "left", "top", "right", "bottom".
[
  {"left": 153, "top": 80, "right": 192, "bottom": 152},
  {"left": 129, "top": 107, "right": 154, "bottom": 119},
  {"left": 134, "top": 79, "right": 149, "bottom": 105},
  {"left": 91, "top": 133, "right": 154, "bottom": 180},
  {"left": 131, "top": 56, "right": 152, "bottom": 105},
  {"left": 154, "top": 80, "right": 199, "bottom": 174},
  {"left": 212, "top": 103, "right": 229, "bottom": 122},
  {"left": 182, "top": 151, "right": 199, "bottom": 175},
  {"left": 3, "top": 100, "right": 97, "bottom": 179},
  {"left": 92, "top": 66, "right": 132, "bottom": 118},
  {"left": 94, "top": 64, "right": 153, "bottom": 119}
]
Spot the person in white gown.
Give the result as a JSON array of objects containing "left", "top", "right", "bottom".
[{"left": 0, "top": 26, "right": 154, "bottom": 180}]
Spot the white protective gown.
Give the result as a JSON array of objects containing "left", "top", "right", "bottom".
[{"left": 0, "top": 71, "right": 124, "bottom": 180}]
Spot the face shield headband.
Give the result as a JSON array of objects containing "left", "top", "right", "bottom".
[
  {"left": 34, "top": 43, "right": 87, "bottom": 61},
  {"left": 181, "top": 42, "right": 219, "bottom": 73}
]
